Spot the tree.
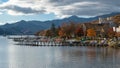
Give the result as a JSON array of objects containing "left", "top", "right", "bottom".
[
  {"left": 75, "top": 27, "right": 84, "bottom": 37},
  {"left": 59, "top": 22, "right": 76, "bottom": 38},
  {"left": 107, "top": 28, "right": 115, "bottom": 38},
  {"left": 50, "top": 23, "right": 56, "bottom": 37},
  {"left": 44, "top": 30, "right": 52, "bottom": 37},
  {"left": 59, "top": 23, "right": 69, "bottom": 38},
  {"left": 35, "top": 31, "right": 40, "bottom": 36},
  {"left": 69, "top": 22, "right": 76, "bottom": 37},
  {"left": 115, "top": 32, "right": 120, "bottom": 37},
  {"left": 58, "top": 28, "right": 66, "bottom": 38},
  {"left": 87, "top": 28, "right": 96, "bottom": 37}
]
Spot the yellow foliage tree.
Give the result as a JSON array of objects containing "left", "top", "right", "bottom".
[{"left": 87, "top": 28, "right": 96, "bottom": 37}]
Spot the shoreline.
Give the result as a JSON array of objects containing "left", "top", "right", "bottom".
[{"left": 7, "top": 36, "right": 120, "bottom": 47}]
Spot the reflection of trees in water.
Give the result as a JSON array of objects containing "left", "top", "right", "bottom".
[
  {"left": 85, "top": 47, "right": 120, "bottom": 61},
  {"left": 101, "top": 48, "right": 120, "bottom": 59},
  {"left": 60, "top": 47, "right": 83, "bottom": 61},
  {"left": 50, "top": 47, "right": 120, "bottom": 68},
  {"left": 60, "top": 47, "right": 120, "bottom": 63}
]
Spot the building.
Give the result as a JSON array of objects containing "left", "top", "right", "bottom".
[{"left": 116, "top": 26, "right": 120, "bottom": 32}]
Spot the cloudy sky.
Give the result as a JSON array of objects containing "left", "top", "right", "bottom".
[{"left": 0, "top": 0, "right": 120, "bottom": 25}]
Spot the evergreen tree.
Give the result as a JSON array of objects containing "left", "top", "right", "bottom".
[{"left": 50, "top": 23, "right": 56, "bottom": 37}]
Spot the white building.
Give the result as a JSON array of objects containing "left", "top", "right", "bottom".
[
  {"left": 113, "top": 26, "right": 120, "bottom": 32},
  {"left": 116, "top": 26, "right": 120, "bottom": 32}
]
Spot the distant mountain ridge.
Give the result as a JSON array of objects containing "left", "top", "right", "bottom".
[{"left": 0, "top": 12, "right": 120, "bottom": 35}]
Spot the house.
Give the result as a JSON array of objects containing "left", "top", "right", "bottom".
[{"left": 116, "top": 26, "right": 120, "bottom": 32}]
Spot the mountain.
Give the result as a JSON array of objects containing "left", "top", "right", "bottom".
[
  {"left": 0, "top": 28, "right": 5, "bottom": 35},
  {"left": 0, "top": 20, "right": 50, "bottom": 35},
  {"left": 0, "top": 12, "right": 120, "bottom": 35}
]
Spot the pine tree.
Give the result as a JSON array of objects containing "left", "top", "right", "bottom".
[{"left": 50, "top": 23, "right": 56, "bottom": 37}]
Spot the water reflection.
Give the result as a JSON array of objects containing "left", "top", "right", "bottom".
[{"left": 0, "top": 36, "right": 120, "bottom": 68}]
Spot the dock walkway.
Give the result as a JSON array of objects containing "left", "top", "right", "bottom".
[{"left": 8, "top": 36, "right": 113, "bottom": 47}]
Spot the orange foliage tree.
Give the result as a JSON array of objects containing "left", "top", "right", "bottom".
[
  {"left": 87, "top": 28, "right": 96, "bottom": 37},
  {"left": 115, "top": 32, "right": 120, "bottom": 37}
]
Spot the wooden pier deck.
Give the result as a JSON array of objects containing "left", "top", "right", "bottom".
[{"left": 8, "top": 36, "right": 110, "bottom": 47}]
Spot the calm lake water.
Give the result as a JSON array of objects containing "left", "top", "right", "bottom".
[{"left": 0, "top": 36, "right": 120, "bottom": 68}]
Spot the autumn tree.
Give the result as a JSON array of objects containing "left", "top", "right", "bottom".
[
  {"left": 115, "top": 32, "right": 120, "bottom": 37},
  {"left": 35, "top": 30, "right": 45, "bottom": 36},
  {"left": 59, "top": 22, "right": 76, "bottom": 38},
  {"left": 44, "top": 30, "right": 52, "bottom": 37},
  {"left": 58, "top": 23, "right": 68, "bottom": 38},
  {"left": 113, "top": 15, "right": 120, "bottom": 24},
  {"left": 107, "top": 28, "right": 115, "bottom": 38},
  {"left": 35, "top": 31, "right": 41, "bottom": 36},
  {"left": 87, "top": 28, "right": 96, "bottom": 37},
  {"left": 75, "top": 27, "right": 84, "bottom": 37},
  {"left": 58, "top": 28, "right": 66, "bottom": 38}
]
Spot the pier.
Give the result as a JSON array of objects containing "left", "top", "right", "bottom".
[{"left": 7, "top": 36, "right": 116, "bottom": 47}]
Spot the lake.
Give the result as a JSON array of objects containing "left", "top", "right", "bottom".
[{"left": 0, "top": 36, "right": 120, "bottom": 68}]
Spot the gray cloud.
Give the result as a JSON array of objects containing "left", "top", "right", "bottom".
[
  {"left": 0, "top": 5, "right": 45, "bottom": 14},
  {"left": 48, "top": 0, "right": 120, "bottom": 16},
  {"left": 48, "top": 0, "right": 81, "bottom": 6},
  {"left": 49, "top": 0, "right": 120, "bottom": 6},
  {"left": 0, "top": 0, "right": 120, "bottom": 17},
  {"left": 59, "top": 3, "right": 120, "bottom": 16}
]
